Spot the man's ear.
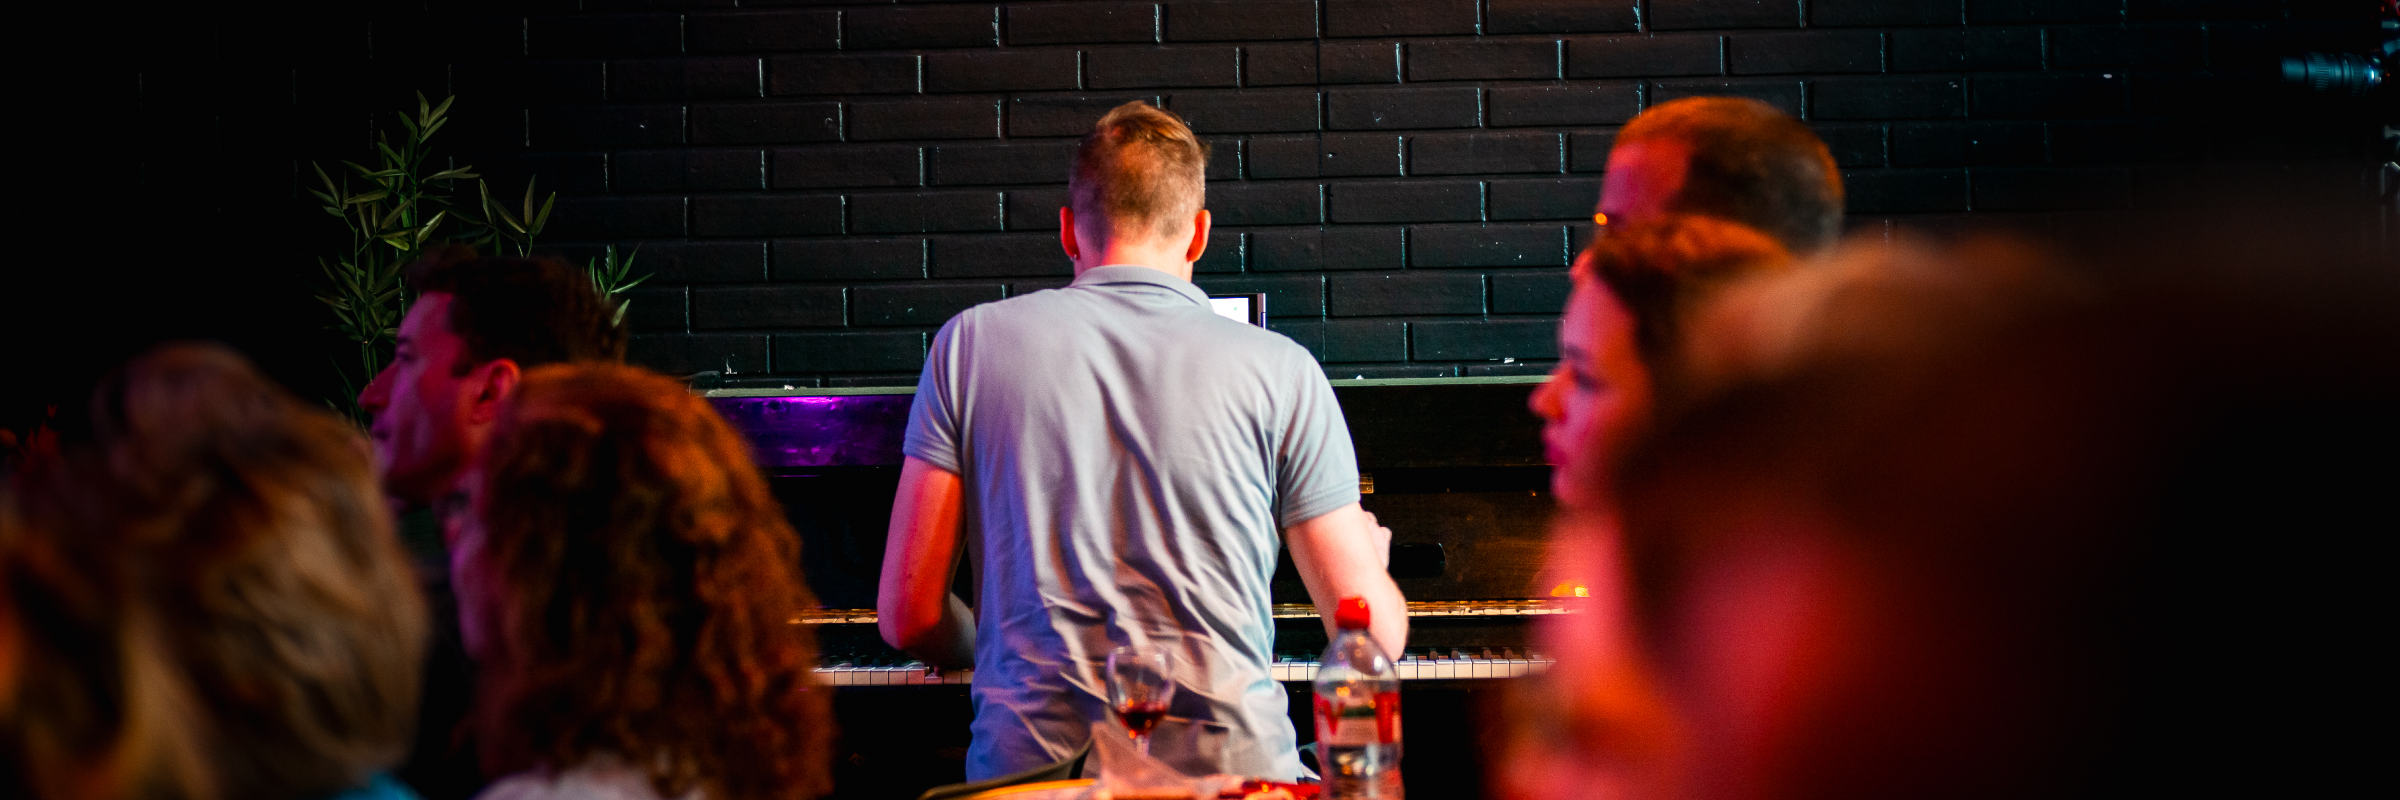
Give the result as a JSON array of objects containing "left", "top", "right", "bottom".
[
  {"left": 1058, "top": 206, "right": 1081, "bottom": 262},
  {"left": 463, "top": 358, "right": 522, "bottom": 426},
  {"left": 1182, "top": 209, "right": 1213, "bottom": 264}
]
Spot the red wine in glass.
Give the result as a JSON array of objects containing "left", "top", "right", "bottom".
[{"left": 1116, "top": 700, "right": 1171, "bottom": 737}]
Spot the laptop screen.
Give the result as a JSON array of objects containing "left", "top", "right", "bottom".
[{"left": 1208, "top": 293, "right": 1266, "bottom": 327}]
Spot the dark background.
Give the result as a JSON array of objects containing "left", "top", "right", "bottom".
[{"left": 5, "top": 0, "right": 2390, "bottom": 432}]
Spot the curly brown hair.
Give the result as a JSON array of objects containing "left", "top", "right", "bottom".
[{"left": 467, "top": 362, "right": 832, "bottom": 800}]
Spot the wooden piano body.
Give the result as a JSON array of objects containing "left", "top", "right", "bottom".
[{"left": 710, "top": 376, "right": 1558, "bottom": 798}]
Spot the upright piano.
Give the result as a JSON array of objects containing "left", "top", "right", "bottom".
[{"left": 709, "top": 376, "right": 1560, "bottom": 798}]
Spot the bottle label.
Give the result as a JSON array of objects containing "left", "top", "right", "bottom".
[{"left": 1314, "top": 691, "right": 1402, "bottom": 746}]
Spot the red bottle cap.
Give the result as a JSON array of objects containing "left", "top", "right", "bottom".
[{"left": 1335, "top": 596, "right": 1371, "bottom": 630}]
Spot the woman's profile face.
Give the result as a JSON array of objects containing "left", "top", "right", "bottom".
[{"left": 1530, "top": 275, "right": 1655, "bottom": 511}]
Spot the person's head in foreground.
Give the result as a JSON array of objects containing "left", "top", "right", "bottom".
[
  {"left": 1600, "top": 97, "right": 1843, "bottom": 256},
  {"left": 453, "top": 362, "right": 831, "bottom": 800},
  {"left": 359, "top": 249, "right": 625, "bottom": 508},
  {"left": 1529, "top": 237, "right": 2394, "bottom": 800},
  {"left": 3, "top": 342, "right": 427, "bottom": 800},
  {"left": 1059, "top": 101, "right": 1211, "bottom": 277},
  {"left": 1531, "top": 215, "right": 1793, "bottom": 511}
]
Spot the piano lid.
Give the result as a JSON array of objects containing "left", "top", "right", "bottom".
[{"left": 703, "top": 375, "right": 1551, "bottom": 470}]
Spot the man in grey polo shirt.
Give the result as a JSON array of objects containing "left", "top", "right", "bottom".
[{"left": 877, "top": 102, "right": 1409, "bottom": 782}]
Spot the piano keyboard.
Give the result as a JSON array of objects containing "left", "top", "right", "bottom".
[
  {"left": 816, "top": 650, "right": 1552, "bottom": 686},
  {"left": 796, "top": 599, "right": 1577, "bottom": 627}
]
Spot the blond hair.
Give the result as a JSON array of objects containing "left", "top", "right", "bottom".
[{"left": 1069, "top": 101, "right": 1210, "bottom": 242}]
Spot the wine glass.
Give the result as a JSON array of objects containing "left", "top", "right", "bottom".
[{"left": 1106, "top": 646, "right": 1176, "bottom": 756}]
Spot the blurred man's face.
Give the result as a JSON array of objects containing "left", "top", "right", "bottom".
[
  {"left": 358, "top": 293, "right": 475, "bottom": 507},
  {"left": 1531, "top": 277, "right": 1656, "bottom": 509},
  {"left": 1598, "top": 139, "right": 1693, "bottom": 227},
  {"left": 446, "top": 461, "right": 505, "bottom": 664}
]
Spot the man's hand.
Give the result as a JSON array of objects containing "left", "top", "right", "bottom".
[
  {"left": 1285, "top": 503, "right": 1409, "bottom": 659},
  {"left": 877, "top": 457, "right": 977, "bottom": 669}
]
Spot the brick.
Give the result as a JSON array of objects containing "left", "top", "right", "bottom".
[
  {"left": 1971, "top": 167, "right": 2130, "bottom": 211},
  {"left": 1194, "top": 228, "right": 1244, "bottom": 272},
  {"left": 773, "top": 146, "right": 920, "bottom": 188},
  {"left": 1009, "top": 96, "right": 1160, "bottom": 137},
  {"left": 1251, "top": 226, "right": 1404, "bottom": 270},
  {"left": 641, "top": 241, "right": 768, "bottom": 283},
  {"left": 773, "top": 332, "right": 926, "bottom": 373},
  {"left": 481, "top": 153, "right": 607, "bottom": 194},
  {"left": 772, "top": 54, "right": 919, "bottom": 96},
  {"left": 1488, "top": 85, "right": 1640, "bottom": 127},
  {"left": 1196, "top": 275, "right": 1324, "bottom": 316},
  {"left": 1814, "top": 77, "right": 1964, "bottom": 119},
  {"left": 629, "top": 333, "right": 769, "bottom": 377},
  {"left": 1889, "top": 28, "right": 2042, "bottom": 72},
  {"left": 1568, "top": 36, "right": 1722, "bottom": 78},
  {"left": 847, "top": 6, "right": 999, "bottom": 49},
  {"left": 625, "top": 287, "right": 685, "bottom": 334},
  {"left": 1890, "top": 122, "right": 2045, "bottom": 167},
  {"left": 615, "top": 149, "right": 764, "bottom": 191},
  {"left": 1309, "top": 134, "right": 1401, "bottom": 177},
  {"left": 1321, "top": 42, "right": 1400, "bottom": 83},
  {"left": 532, "top": 105, "right": 683, "bottom": 148},
  {"left": 924, "top": 50, "right": 1078, "bottom": 93},
  {"left": 1246, "top": 43, "right": 1319, "bottom": 85},
  {"left": 2052, "top": 120, "right": 2190, "bottom": 164},
  {"left": 692, "top": 196, "right": 841, "bottom": 236},
  {"left": 2127, "top": 0, "right": 2280, "bottom": 21},
  {"left": 1649, "top": 0, "right": 1801, "bottom": 30},
  {"left": 1088, "top": 46, "right": 1239, "bottom": 89},
  {"left": 1968, "top": 0, "right": 2122, "bottom": 23},
  {"left": 693, "top": 285, "right": 845, "bottom": 329},
  {"left": 1210, "top": 182, "right": 1322, "bottom": 225},
  {"left": 1730, "top": 31, "right": 1882, "bottom": 74},
  {"left": 1325, "top": 320, "right": 1408, "bottom": 361},
  {"left": 533, "top": 14, "right": 679, "bottom": 58},
  {"left": 853, "top": 284, "right": 1004, "bottom": 326},
  {"left": 1568, "top": 131, "right": 1617, "bottom": 173},
  {"left": 1247, "top": 135, "right": 1318, "bottom": 178},
  {"left": 1487, "top": 0, "right": 1639, "bottom": 33},
  {"left": 690, "top": 102, "right": 841, "bottom": 144},
  {"left": 1327, "top": 87, "right": 1479, "bottom": 130},
  {"left": 1488, "top": 179, "right": 1600, "bottom": 220},
  {"left": 930, "top": 234, "right": 1074, "bottom": 277},
  {"left": 1203, "top": 137, "right": 1243, "bottom": 180},
  {"left": 615, "top": 57, "right": 762, "bottom": 100},
  {"left": 1650, "top": 81, "right": 1802, "bottom": 117},
  {"left": 852, "top": 191, "right": 1002, "bottom": 233},
  {"left": 851, "top": 98, "right": 1000, "bottom": 140},
  {"left": 1325, "top": 0, "right": 1477, "bottom": 37},
  {"left": 548, "top": 196, "right": 686, "bottom": 239},
  {"left": 1491, "top": 271, "right": 1572, "bottom": 313},
  {"left": 1170, "top": 90, "right": 1320, "bottom": 133},
  {"left": 1008, "top": 2, "right": 1157, "bottom": 45},
  {"left": 455, "top": 61, "right": 604, "bottom": 105},
  {"left": 688, "top": 11, "right": 839, "bottom": 53},
  {"left": 1167, "top": 1, "right": 1316, "bottom": 41},
  {"left": 1840, "top": 168, "right": 1967, "bottom": 213},
  {"left": 1972, "top": 74, "right": 2125, "bottom": 118},
  {"left": 1329, "top": 180, "right": 1480, "bottom": 223},
  {"left": 2127, "top": 73, "right": 2238, "bottom": 119},
  {"left": 1813, "top": 123, "right": 1886, "bottom": 167},
  {"left": 1007, "top": 188, "right": 1074, "bottom": 229},
  {"left": 930, "top": 141, "right": 1079, "bottom": 186},
  {"left": 1411, "top": 132, "right": 1561, "bottom": 176},
  {"left": 1412, "top": 319, "right": 1558, "bottom": 360},
  {"left": 774, "top": 238, "right": 926, "bottom": 281},
  {"left": 373, "top": 16, "right": 524, "bottom": 61},
  {"left": 1270, "top": 320, "right": 1326, "bottom": 359},
  {"left": 1810, "top": 0, "right": 1962, "bottom": 26},
  {"left": 1408, "top": 40, "right": 1561, "bottom": 82},
  {"left": 1332, "top": 272, "right": 1483, "bottom": 316},
  {"left": 2053, "top": 25, "right": 2205, "bottom": 69},
  {"left": 1410, "top": 224, "right": 1567, "bottom": 267}
]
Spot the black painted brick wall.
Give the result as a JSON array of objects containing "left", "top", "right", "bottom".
[{"left": 360, "top": 0, "right": 2385, "bottom": 386}]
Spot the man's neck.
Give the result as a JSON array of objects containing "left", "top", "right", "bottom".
[{"left": 1069, "top": 231, "right": 1195, "bottom": 281}]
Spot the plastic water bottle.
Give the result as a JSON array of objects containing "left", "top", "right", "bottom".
[{"left": 1314, "top": 596, "right": 1402, "bottom": 799}]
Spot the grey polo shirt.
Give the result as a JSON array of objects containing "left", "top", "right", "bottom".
[{"left": 903, "top": 265, "right": 1359, "bottom": 781}]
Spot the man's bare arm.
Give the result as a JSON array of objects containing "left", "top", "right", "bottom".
[
  {"left": 1285, "top": 502, "right": 1408, "bottom": 659},
  {"left": 876, "top": 456, "right": 977, "bottom": 668}
]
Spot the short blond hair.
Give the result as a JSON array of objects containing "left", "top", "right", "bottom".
[{"left": 1069, "top": 101, "right": 1209, "bottom": 242}]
